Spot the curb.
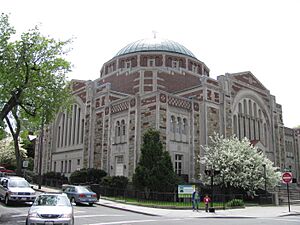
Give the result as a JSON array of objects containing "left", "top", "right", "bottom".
[{"left": 95, "top": 201, "right": 159, "bottom": 217}]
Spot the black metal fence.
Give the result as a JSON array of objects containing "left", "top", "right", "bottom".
[{"left": 89, "top": 184, "right": 274, "bottom": 208}]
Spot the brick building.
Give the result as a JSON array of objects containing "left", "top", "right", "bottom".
[{"left": 35, "top": 38, "right": 300, "bottom": 184}]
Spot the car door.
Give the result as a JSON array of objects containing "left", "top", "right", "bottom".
[{"left": 64, "top": 186, "right": 75, "bottom": 201}]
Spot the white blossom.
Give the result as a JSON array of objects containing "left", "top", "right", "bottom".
[{"left": 198, "top": 133, "right": 281, "bottom": 194}]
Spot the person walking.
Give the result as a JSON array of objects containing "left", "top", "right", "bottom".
[
  {"left": 192, "top": 190, "right": 201, "bottom": 211},
  {"left": 203, "top": 194, "right": 211, "bottom": 212}
]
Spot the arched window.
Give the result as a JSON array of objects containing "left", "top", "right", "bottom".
[
  {"left": 177, "top": 117, "right": 182, "bottom": 134},
  {"left": 238, "top": 103, "right": 242, "bottom": 113},
  {"left": 233, "top": 115, "right": 238, "bottom": 135},
  {"left": 116, "top": 121, "right": 121, "bottom": 137},
  {"left": 253, "top": 103, "right": 257, "bottom": 118},
  {"left": 121, "top": 120, "right": 126, "bottom": 136},
  {"left": 264, "top": 123, "right": 268, "bottom": 147},
  {"left": 248, "top": 100, "right": 252, "bottom": 116},
  {"left": 170, "top": 115, "right": 175, "bottom": 133},
  {"left": 182, "top": 118, "right": 187, "bottom": 135},
  {"left": 243, "top": 99, "right": 247, "bottom": 114},
  {"left": 258, "top": 109, "right": 262, "bottom": 119}
]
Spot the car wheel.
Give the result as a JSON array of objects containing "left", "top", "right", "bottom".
[
  {"left": 4, "top": 195, "right": 10, "bottom": 206},
  {"left": 71, "top": 197, "right": 77, "bottom": 205},
  {"left": 89, "top": 203, "right": 93, "bottom": 206}
]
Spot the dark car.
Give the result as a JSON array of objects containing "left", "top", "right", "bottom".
[{"left": 63, "top": 185, "right": 97, "bottom": 206}]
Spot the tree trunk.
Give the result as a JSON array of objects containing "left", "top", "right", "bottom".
[
  {"left": 5, "top": 106, "right": 22, "bottom": 176},
  {"left": 0, "top": 88, "right": 22, "bottom": 121}
]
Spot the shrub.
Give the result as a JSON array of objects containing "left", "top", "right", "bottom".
[
  {"left": 226, "top": 199, "right": 244, "bottom": 207},
  {"left": 100, "top": 176, "right": 129, "bottom": 189},
  {"left": 69, "top": 168, "right": 107, "bottom": 184}
]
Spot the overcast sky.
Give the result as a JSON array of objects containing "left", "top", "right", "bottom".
[{"left": 2, "top": 0, "right": 300, "bottom": 128}]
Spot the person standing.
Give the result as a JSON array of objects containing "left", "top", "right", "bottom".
[
  {"left": 203, "top": 194, "right": 211, "bottom": 212},
  {"left": 192, "top": 190, "right": 201, "bottom": 211}
]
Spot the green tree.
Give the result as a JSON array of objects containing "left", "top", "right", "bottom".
[
  {"left": 200, "top": 133, "right": 281, "bottom": 194},
  {"left": 132, "top": 129, "right": 177, "bottom": 193},
  {"left": 0, "top": 13, "right": 72, "bottom": 174}
]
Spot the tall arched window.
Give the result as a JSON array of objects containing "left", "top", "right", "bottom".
[
  {"left": 253, "top": 103, "right": 257, "bottom": 118},
  {"left": 116, "top": 121, "right": 120, "bottom": 137},
  {"left": 170, "top": 115, "right": 175, "bottom": 133},
  {"left": 238, "top": 103, "right": 242, "bottom": 113},
  {"left": 264, "top": 123, "right": 268, "bottom": 147},
  {"left": 233, "top": 115, "right": 238, "bottom": 135},
  {"left": 121, "top": 120, "right": 126, "bottom": 136},
  {"left": 248, "top": 100, "right": 252, "bottom": 116},
  {"left": 177, "top": 117, "right": 182, "bottom": 134},
  {"left": 243, "top": 99, "right": 247, "bottom": 114},
  {"left": 182, "top": 118, "right": 187, "bottom": 135}
]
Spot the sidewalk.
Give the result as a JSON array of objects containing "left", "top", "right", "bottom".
[
  {"left": 33, "top": 185, "right": 300, "bottom": 218},
  {"left": 98, "top": 198, "right": 300, "bottom": 218}
]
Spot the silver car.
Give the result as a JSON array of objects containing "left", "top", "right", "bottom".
[
  {"left": 64, "top": 185, "right": 98, "bottom": 206},
  {"left": 26, "top": 193, "right": 74, "bottom": 225},
  {"left": 0, "top": 176, "right": 36, "bottom": 205}
]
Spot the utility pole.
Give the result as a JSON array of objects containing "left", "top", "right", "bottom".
[{"left": 38, "top": 115, "right": 45, "bottom": 189}]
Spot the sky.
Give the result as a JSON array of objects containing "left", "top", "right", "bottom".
[{"left": 2, "top": 0, "right": 300, "bottom": 128}]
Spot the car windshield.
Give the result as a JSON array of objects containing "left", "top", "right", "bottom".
[
  {"left": 9, "top": 179, "right": 30, "bottom": 187},
  {"left": 76, "top": 186, "right": 92, "bottom": 193},
  {"left": 34, "top": 195, "right": 71, "bottom": 206}
]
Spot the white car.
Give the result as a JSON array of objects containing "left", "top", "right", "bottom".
[
  {"left": 26, "top": 193, "right": 74, "bottom": 225},
  {"left": 0, "top": 176, "right": 36, "bottom": 205}
]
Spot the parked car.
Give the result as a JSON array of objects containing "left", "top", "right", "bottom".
[
  {"left": 0, "top": 166, "right": 16, "bottom": 176},
  {"left": 0, "top": 176, "right": 36, "bottom": 205},
  {"left": 26, "top": 193, "right": 74, "bottom": 225},
  {"left": 64, "top": 185, "right": 98, "bottom": 206}
]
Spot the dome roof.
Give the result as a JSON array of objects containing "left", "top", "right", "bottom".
[{"left": 115, "top": 38, "right": 196, "bottom": 58}]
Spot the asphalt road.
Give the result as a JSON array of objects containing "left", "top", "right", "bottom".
[{"left": 0, "top": 201, "right": 299, "bottom": 225}]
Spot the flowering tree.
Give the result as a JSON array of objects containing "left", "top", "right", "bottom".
[
  {"left": 0, "top": 137, "right": 26, "bottom": 168},
  {"left": 200, "top": 133, "right": 281, "bottom": 194}
]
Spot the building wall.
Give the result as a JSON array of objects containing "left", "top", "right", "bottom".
[{"left": 35, "top": 50, "right": 300, "bottom": 185}]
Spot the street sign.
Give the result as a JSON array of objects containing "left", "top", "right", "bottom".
[
  {"left": 23, "top": 161, "right": 29, "bottom": 168},
  {"left": 282, "top": 172, "right": 293, "bottom": 184}
]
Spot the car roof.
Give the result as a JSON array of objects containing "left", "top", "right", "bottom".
[
  {"left": 6, "top": 176, "right": 26, "bottom": 180},
  {"left": 38, "top": 192, "right": 67, "bottom": 196}
]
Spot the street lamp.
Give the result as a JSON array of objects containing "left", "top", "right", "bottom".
[
  {"left": 205, "top": 167, "right": 220, "bottom": 212},
  {"left": 262, "top": 164, "right": 267, "bottom": 197},
  {"left": 38, "top": 116, "right": 45, "bottom": 190}
]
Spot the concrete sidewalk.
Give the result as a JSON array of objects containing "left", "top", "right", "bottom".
[
  {"left": 98, "top": 198, "right": 300, "bottom": 218},
  {"left": 32, "top": 185, "right": 300, "bottom": 219}
]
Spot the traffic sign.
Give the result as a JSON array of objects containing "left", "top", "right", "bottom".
[{"left": 282, "top": 172, "right": 293, "bottom": 184}]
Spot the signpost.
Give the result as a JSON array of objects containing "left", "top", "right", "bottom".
[{"left": 282, "top": 172, "right": 292, "bottom": 212}]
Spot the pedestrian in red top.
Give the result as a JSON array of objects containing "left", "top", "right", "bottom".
[{"left": 203, "top": 194, "right": 211, "bottom": 212}]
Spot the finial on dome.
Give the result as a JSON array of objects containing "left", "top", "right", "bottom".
[{"left": 152, "top": 30, "right": 158, "bottom": 39}]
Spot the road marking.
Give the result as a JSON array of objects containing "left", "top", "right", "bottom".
[
  {"left": 85, "top": 218, "right": 182, "bottom": 225},
  {"left": 76, "top": 214, "right": 125, "bottom": 218}
]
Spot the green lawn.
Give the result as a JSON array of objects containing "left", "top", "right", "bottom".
[{"left": 102, "top": 196, "right": 227, "bottom": 209}]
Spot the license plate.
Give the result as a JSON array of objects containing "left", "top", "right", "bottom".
[
  {"left": 21, "top": 197, "right": 27, "bottom": 200},
  {"left": 45, "top": 222, "right": 53, "bottom": 225},
  {"left": 87, "top": 195, "right": 91, "bottom": 197}
]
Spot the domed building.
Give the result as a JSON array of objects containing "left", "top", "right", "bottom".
[{"left": 35, "top": 38, "right": 300, "bottom": 184}]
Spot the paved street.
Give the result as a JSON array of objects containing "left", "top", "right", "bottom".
[
  {"left": 1, "top": 199, "right": 300, "bottom": 225},
  {"left": 1, "top": 186, "right": 299, "bottom": 225}
]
